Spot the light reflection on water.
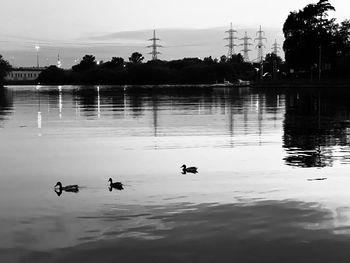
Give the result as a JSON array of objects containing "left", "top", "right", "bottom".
[{"left": 2, "top": 85, "right": 350, "bottom": 262}]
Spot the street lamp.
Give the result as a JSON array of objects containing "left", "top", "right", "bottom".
[{"left": 35, "top": 45, "right": 40, "bottom": 68}]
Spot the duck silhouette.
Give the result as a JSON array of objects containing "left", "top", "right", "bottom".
[
  {"left": 181, "top": 165, "right": 198, "bottom": 174},
  {"left": 54, "top": 182, "right": 79, "bottom": 194},
  {"left": 54, "top": 189, "right": 63, "bottom": 196},
  {"left": 108, "top": 178, "right": 124, "bottom": 191}
]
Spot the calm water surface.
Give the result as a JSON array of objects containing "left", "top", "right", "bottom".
[{"left": 2, "top": 85, "right": 350, "bottom": 262}]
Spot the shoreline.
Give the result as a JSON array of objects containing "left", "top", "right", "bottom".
[{"left": 3, "top": 79, "right": 350, "bottom": 89}]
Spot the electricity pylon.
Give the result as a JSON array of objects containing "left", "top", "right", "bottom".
[
  {"left": 147, "top": 30, "right": 162, "bottom": 61},
  {"left": 255, "top": 25, "right": 267, "bottom": 63},
  {"left": 272, "top": 39, "right": 281, "bottom": 55},
  {"left": 239, "top": 31, "right": 252, "bottom": 62},
  {"left": 225, "top": 23, "right": 238, "bottom": 58},
  {"left": 57, "top": 54, "right": 62, "bottom": 68}
]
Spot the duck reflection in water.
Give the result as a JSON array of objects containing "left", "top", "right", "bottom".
[
  {"left": 54, "top": 182, "right": 79, "bottom": 196},
  {"left": 181, "top": 165, "right": 198, "bottom": 174},
  {"left": 108, "top": 178, "right": 124, "bottom": 191}
]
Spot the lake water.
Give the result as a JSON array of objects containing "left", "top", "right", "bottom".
[{"left": 2, "top": 85, "right": 350, "bottom": 262}]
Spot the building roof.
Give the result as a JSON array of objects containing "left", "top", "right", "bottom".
[{"left": 10, "top": 67, "right": 46, "bottom": 72}]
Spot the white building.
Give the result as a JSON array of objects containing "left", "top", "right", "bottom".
[{"left": 5, "top": 67, "right": 45, "bottom": 82}]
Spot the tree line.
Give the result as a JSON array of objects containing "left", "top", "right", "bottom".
[{"left": 36, "top": 53, "right": 258, "bottom": 85}]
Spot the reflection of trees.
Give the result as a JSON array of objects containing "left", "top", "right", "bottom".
[
  {"left": 125, "top": 88, "right": 145, "bottom": 118},
  {"left": 285, "top": 148, "right": 333, "bottom": 168},
  {"left": 70, "top": 86, "right": 261, "bottom": 124},
  {"left": 125, "top": 86, "right": 214, "bottom": 119},
  {"left": 119, "top": 86, "right": 284, "bottom": 148},
  {"left": 283, "top": 88, "right": 350, "bottom": 168},
  {"left": 73, "top": 87, "right": 97, "bottom": 116},
  {"left": 0, "top": 88, "right": 13, "bottom": 124},
  {"left": 109, "top": 89, "right": 126, "bottom": 117}
]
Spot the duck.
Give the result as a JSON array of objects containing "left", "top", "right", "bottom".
[
  {"left": 54, "top": 182, "right": 79, "bottom": 193},
  {"left": 181, "top": 165, "right": 198, "bottom": 174},
  {"left": 108, "top": 178, "right": 124, "bottom": 190},
  {"left": 307, "top": 178, "right": 327, "bottom": 181}
]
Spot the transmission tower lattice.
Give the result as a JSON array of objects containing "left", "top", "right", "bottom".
[
  {"left": 57, "top": 54, "right": 62, "bottom": 68},
  {"left": 272, "top": 39, "right": 281, "bottom": 55},
  {"left": 147, "top": 30, "right": 162, "bottom": 61},
  {"left": 255, "top": 25, "right": 267, "bottom": 63},
  {"left": 225, "top": 23, "right": 238, "bottom": 58},
  {"left": 239, "top": 31, "right": 252, "bottom": 62}
]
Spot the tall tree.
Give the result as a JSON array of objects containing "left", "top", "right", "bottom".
[{"left": 283, "top": 0, "right": 336, "bottom": 71}]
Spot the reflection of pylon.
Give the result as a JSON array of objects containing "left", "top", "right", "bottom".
[
  {"left": 255, "top": 25, "right": 267, "bottom": 63},
  {"left": 272, "top": 39, "right": 281, "bottom": 55},
  {"left": 239, "top": 31, "right": 252, "bottom": 62},
  {"left": 147, "top": 30, "right": 162, "bottom": 61},
  {"left": 225, "top": 23, "right": 238, "bottom": 58}
]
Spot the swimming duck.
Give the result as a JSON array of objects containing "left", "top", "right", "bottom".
[
  {"left": 307, "top": 178, "right": 327, "bottom": 181},
  {"left": 108, "top": 178, "right": 124, "bottom": 190},
  {"left": 54, "top": 182, "right": 79, "bottom": 193},
  {"left": 54, "top": 189, "right": 63, "bottom": 196},
  {"left": 181, "top": 165, "right": 198, "bottom": 174}
]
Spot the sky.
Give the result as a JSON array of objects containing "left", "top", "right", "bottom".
[{"left": 1, "top": 0, "right": 349, "bottom": 67}]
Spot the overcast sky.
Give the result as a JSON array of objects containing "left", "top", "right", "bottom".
[{"left": 1, "top": 0, "right": 349, "bottom": 67}]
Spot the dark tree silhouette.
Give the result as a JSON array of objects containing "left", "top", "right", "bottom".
[
  {"left": 203, "top": 56, "right": 216, "bottom": 65},
  {"left": 0, "top": 55, "right": 12, "bottom": 84},
  {"left": 37, "top": 65, "right": 67, "bottom": 84},
  {"left": 228, "top": 54, "right": 244, "bottom": 64},
  {"left": 265, "top": 53, "right": 283, "bottom": 65},
  {"left": 72, "top": 55, "right": 97, "bottom": 72},
  {"left": 103, "top": 57, "right": 124, "bottom": 69},
  {"left": 38, "top": 54, "right": 255, "bottom": 85},
  {"left": 220, "top": 55, "right": 228, "bottom": 63},
  {"left": 316, "top": 0, "right": 335, "bottom": 18},
  {"left": 263, "top": 53, "right": 284, "bottom": 80},
  {"left": 129, "top": 52, "right": 144, "bottom": 64},
  {"left": 283, "top": 0, "right": 337, "bottom": 71}
]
